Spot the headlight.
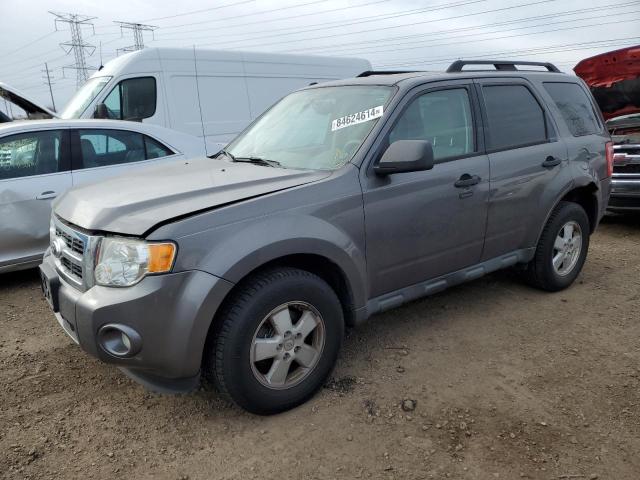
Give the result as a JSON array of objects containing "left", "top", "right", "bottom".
[{"left": 94, "top": 237, "right": 176, "bottom": 287}]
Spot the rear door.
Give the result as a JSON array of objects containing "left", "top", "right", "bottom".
[
  {"left": 70, "top": 128, "right": 180, "bottom": 186},
  {"left": 0, "top": 128, "right": 71, "bottom": 269},
  {"left": 475, "top": 79, "right": 570, "bottom": 260},
  {"left": 362, "top": 81, "right": 490, "bottom": 297}
]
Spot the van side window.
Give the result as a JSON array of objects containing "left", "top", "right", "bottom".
[
  {"left": 0, "top": 130, "right": 65, "bottom": 180},
  {"left": 543, "top": 82, "right": 601, "bottom": 136},
  {"left": 101, "top": 77, "right": 157, "bottom": 121},
  {"left": 388, "top": 88, "right": 474, "bottom": 161},
  {"left": 482, "top": 85, "right": 547, "bottom": 150}
]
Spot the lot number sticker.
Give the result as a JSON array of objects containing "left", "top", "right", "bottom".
[{"left": 331, "top": 105, "right": 384, "bottom": 131}]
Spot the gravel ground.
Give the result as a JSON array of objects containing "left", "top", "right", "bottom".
[{"left": 1, "top": 215, "right": 639, "bottom": 480}]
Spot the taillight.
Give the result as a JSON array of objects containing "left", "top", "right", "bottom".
[{"left": 605, "top": 141, "right": 614, "bottom": 177}]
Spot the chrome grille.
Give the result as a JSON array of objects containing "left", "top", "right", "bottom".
[
  {"left": 51, "top": 217, "right": 95, "bottom": 291},
  {"left": 55, "top": 228, "right": 85, "bottom": 255}
]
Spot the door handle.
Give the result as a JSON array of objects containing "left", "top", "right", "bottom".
[
  {"left": 36, "top": 191, "right": 57, "bottom": 200},
  {"left": 454, "top": 174, "right": 481, "bottom": 188},
  {"left": 542, "top": 156, "right": 562, "bottom": 168}
]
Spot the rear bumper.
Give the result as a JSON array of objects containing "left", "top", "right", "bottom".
[{"left": 40, "top": 252, "right": 234, "bottom": 393}]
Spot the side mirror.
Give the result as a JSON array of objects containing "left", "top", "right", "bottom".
[
  {"left": 374, "top": 140, "right": 435, "bottom": 175},
  {"left": 94, "top": 103, "right": 109, "bottom": 119}
]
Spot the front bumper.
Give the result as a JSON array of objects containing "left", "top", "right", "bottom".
[
  {"left": 40, "top": 252, "right": 234, "bottom": 393},
  {"left": 608, "top": 177, "right": 640, "bottom": 211}
]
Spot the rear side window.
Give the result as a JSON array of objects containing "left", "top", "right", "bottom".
[
  {"left": 144, "top": 136, "right": 175, "bottom": 159},
  {"left": 100, "top": 77, "right": 156, "bottom": 121},
  {"left": 543, "top": 82, "right": 601, "bottom": 136},
  {"left": 0, "top": 130, "right": 65, "bottom": 180},
  {"left": 482, "top": 85, "right": 547, "bottom": 150},
  {"left": 78, "top": 129, "right": 145, "bottom": 169}
]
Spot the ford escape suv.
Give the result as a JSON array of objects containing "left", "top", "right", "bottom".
[{"left": 40, "top": 60, "right": 612, "bottom": 414}]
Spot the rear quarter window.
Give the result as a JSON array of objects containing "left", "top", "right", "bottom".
[{"left": 543, "top": 82, "right": 602, "bottom": 136}]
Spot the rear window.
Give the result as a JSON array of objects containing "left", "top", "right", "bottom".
[
  {"left": 482, "top": 85, "right": 547, "bottom": 150},
  {"left": 543, "top": 82, "right": 601, "bottom": 136}
]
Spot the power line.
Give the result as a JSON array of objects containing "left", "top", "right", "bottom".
[
  {"left": 0, "top": 31, "right": 58, "bottom": 58},
  {"left": 114, "top": 21, "right": 158, "bottom": 53},
  {"left": 305, "top": 12, "right": 640, "bottom": 60},
  {"left": 153, "top": 0, "right": 391, "bottom": 39},
  {"left": 159, "top": 0, "right": 331, "bottom": 30},
  {"left": 277, "top": 0, "right": 640, "bottom": 54},
  {"left": 50, "top": 11, "right": 97, "bottom": 88},
  {"left": 376, "top": 36, "right": 640, "bottom": 68},
  {"left": 141, "top": 0, "right": 255, "bottom": 22},
  {"left": 195, "top": 0, "right": 555, "bottom": 49}
]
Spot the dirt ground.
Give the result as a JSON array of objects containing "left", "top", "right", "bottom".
[{"left": 1, "top": 215, "right": 639, "bottom": 480}]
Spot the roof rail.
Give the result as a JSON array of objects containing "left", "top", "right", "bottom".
[
  {"left": 357, "top": 70, "right": 419, "bottom": 77},
  {"left": 446, "top": 60, "right": 561, "bottom": 73}
]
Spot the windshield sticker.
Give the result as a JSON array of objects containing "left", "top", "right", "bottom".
[{"left": 331, "top": 105, "right": 384, "bottom": 131}]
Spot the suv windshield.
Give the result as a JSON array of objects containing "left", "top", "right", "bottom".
[
  {"left": 226, "top": 86, "right": 394, "bottom": 170},
  {"left": 61, "top": 76, "right": 112, "bottom": 119}
]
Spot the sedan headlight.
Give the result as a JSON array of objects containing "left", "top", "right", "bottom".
[{"left": 94, "top": 237, "right": 176, "bottom": 287}]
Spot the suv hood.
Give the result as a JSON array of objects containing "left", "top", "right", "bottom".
[
  {"left": 55, "top": 156, "right": 330, "bottom": 236},
  {"left": 0, "top": 82, "right": 57, "bottom": 121},
  {"left": 574, "top": 46, "right": 640, "bottom": 121}
]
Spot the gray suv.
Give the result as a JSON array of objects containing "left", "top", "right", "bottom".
[{"left": 40, "top": 60, "right": 612, "bottom": 414}]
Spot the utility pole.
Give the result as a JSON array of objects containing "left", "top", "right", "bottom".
[
  {"left": 50, "top": 11, "right": 97, "bottom": 88},
  {"left": 114, "top": 21, "right": 158, "bottom": 53},
  {"left": 42, "top": 62, "right": 56, "bottom": 111}
]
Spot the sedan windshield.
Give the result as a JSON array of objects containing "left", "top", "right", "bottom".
[
  {"left": 61, "top": 76, "right": 112, "bottom": 119},
  {"left": 226, "top": 86, "right": 394, "bottom": 170}
]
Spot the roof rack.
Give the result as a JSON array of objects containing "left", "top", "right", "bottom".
[
  {"left": 357, "top": 70, "right": 419, "bottom": 77},
  {"left": 446, "top": 60, "right": 561, "bottom": 73}
]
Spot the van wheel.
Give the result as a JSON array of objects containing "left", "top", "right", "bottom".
[
  {"left": 522, "top": 201, "right": 590, "bottom": 292},
  {"left": 203, "top": 267, "right": 344, "bottom": 415}
]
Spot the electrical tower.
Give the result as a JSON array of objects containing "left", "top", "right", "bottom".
[
  {"left": 41, "top": 62, "right": 56, "bottom": 111},
  {"left": 50, "top": 11, "right": 96, "bottom": 88},
  {"left": 115, "top": 21, "right": 158, "bottom": 53}
]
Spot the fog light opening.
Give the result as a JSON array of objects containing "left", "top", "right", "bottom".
[{"left": 98, "top": 324, "right": 141, "bottom": 358}]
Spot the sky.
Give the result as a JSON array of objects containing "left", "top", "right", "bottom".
[{"left": 0, "top": 0, "right": 638, "bottom": 111}]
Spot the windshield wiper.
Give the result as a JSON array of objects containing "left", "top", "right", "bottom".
[
  {"left": 211, "top": 149, "right": 236, "bottom": 161},
  {"left": 233, "top": 156, "right": 283, "bottom": 168}
]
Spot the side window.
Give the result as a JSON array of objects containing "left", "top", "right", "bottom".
[
  {"left": 482, "top": 85, "right": 547, "bottom": 150},
  {"left": 144, "top": 136, "right": 175, "bottom": 159},
  {"left": 388, "top": 88, "right": 475, "bottom": 161},
  {"left": 100, "top": 77, "right": 156, "bottom": 121},
  {"left": 0, "top": 130, "right": 64, "bottom": 180},
  {"left": 77, "top": 129, "right": 145, "bottom": 169},
  {"left": 543, "top": 82, "right": 601, "bottom": 136}
]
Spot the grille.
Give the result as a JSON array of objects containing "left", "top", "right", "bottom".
[
  {"left": 60, "top": 256, "right": 83, "bottom": 279},
  {"left": 52, "top": 218, "right": 90, "bottom": 289},
  {"left": 56, "top": 228, "right": 85, "bottom": 255},
  {"left": 614, "top": 164, "right": 640, "bottom": 174}
]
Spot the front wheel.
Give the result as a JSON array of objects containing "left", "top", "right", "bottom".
[
  {"left": 522, "top": 201, "right": 590, "bottom": 292},
  {"left": 203, "top": 267, "right": 344, "bottom": 415}
]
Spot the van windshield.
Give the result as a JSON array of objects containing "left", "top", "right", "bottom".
[
  {"left": 226, "top": 86, "right": 395, "bottom": 170},
  {"left": 60, "top": 76, "right": 112, "bottom": 119}
]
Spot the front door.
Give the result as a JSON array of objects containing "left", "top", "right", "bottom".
[
  {"left": 361, "top": 84, "right": 490, "bottom": 298},
  {"left": 0, "top": 129, "right": 71, "bottom": 269}
]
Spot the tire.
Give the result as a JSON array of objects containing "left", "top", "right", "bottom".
[
  {"left": 203, "top": 267, "right": 344, "bottom": 415},
  {"left": 522, "top": 201, "right": 590, "bottom": 292}
]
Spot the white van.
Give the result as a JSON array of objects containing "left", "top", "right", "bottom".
[{"left": 59, "top": 48, "right": 371, "bottom": 153}]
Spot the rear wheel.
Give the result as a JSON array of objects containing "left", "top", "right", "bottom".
[
  {"left": 203, "top": 267, "right": 344, "bottom": 415},
  {"left": 522, "top": 201, "right": 590, "bottom": 291}
]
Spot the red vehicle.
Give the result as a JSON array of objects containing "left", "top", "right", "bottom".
[{"left": 575, "top": 46, "right": 640, "bottom": 212}]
